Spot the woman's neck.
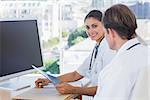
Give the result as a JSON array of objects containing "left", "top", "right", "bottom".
[{"left": 96, "top": 36, "right": 104, "bottom": 45}]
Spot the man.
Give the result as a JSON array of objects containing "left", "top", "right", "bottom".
[{"left": 94, "top": 4, "right": 149, "bottom": 100}]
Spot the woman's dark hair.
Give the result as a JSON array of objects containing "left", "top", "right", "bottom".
[
  {"left": 84, "top": 10, "right": 102, "bottom": 22},
  {"left": 103, "top": 4, "right": 137, "bottom": 40}
]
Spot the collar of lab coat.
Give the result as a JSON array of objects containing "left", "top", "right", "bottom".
[{"left": 117, "top": 37, "right": 140, "bottom": 55}]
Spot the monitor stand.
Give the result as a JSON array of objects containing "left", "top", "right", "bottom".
[{"left": 0, "top": 76, "right": 31, "bottom": 91}]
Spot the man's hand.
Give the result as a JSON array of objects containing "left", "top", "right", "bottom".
[
  {"left": 35, "top": 78, "right": 50, "bottom": 88},
  {"left": 55, "top": 83, "right": 76, "bottom": 94}
]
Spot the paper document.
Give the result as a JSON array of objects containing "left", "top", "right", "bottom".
[{"left": 31, "top": 65, "right": 60, "bottom": 85}]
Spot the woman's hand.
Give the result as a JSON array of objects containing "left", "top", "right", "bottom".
[
  {"left": 55, "top": 83, "right": 76, "bottom": 94},
  {"left": 35, "top": 78, "right": 50, "bottom": 88}
]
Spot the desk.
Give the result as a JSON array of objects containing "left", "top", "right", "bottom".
[
  {"left": 12, "top": 83, "right": 80, "bottom": 100},
  {"left": 13, "top": 83, "right": 90, "bottom": 100},
  {"left": 12, "top": 86, "right": 71, "bottom": 100},
  {"left": 0, "top": 74, "right": 82, "bottom": 100},
  {"left": 12, "top": 76, "right": 90, "bottom": 100}
]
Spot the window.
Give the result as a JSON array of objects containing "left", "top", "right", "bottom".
[{"left": 0, "top": 0, "right": 149, "bottom": 74}]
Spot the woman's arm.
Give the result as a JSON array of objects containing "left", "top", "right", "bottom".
[
  {"left": 58, "top": 71, "right": 83, "bottom": 83},
  {"left": 56, "top": 83, "right": 97, "bottom": 96},
  {"left": 35, "top": 71, "right": 83, "bottom": 88},
  {"left": 74, "top": 86, "right": 97, "bottom": 96}
]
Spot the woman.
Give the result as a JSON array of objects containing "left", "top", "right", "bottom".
[
  {"left": 35, "top": 10, "right": 115, "bottom": 97},
  {"left": 94, "top": 4, "right": 149, "bottom": 100}
]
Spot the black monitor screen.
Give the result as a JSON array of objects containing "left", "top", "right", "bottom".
[{"left": 0, "top": 20, "right": 43, "bottom": 77}]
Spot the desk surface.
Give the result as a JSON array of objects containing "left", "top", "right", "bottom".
[
  {"left": 9, "top": 74, "right": 81, "bottom": 100},
  {"left": 12, "top": 86, "right": 70, "bottom": 100},
  {"left": 12, "top": 82, "right": 89, "bottom": 100}
]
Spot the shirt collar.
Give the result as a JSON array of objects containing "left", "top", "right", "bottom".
[{"left": 117, "top": 37, "right": 140, "bottom": 54}]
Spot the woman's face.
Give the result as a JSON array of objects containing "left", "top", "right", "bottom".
[{"left": 85, "top": 17, "right": 104, "bottom": 43}]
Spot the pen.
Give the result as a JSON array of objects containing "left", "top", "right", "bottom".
[{"left": 16, "top": 85, "right": 31, "bottom": 91}]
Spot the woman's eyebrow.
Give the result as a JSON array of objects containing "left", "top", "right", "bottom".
[
  {"left": 85, "top": 22, "right": 98, "bottom": 26},
  {"left": 91, "top": 22, "right": 99, "bottom": 25}
]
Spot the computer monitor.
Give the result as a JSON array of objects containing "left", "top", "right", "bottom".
[{"left": 0, "top": 19, "right": 43, "bottom": 83}]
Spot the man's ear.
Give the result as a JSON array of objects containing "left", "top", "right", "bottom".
[{"left": 108, "top": 28, "right": 116, "bottom": 38}]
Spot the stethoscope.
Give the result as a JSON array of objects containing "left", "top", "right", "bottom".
[
  {"left": 126, "top": 42, "right": 141, "bottom": 50},
  {"left": 89, "top": 43, "right": 100, "bottom": 71},
  {"left": 88, "top": 42, "right": 141, "bottom": 72}
]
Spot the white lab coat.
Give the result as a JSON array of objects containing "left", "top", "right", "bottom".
[
  {"left": 76, "top": 38, "right": 116, "bottom": 86},
  {"left": 94, "top": 38, "right": 149, "bottom": 100}
]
